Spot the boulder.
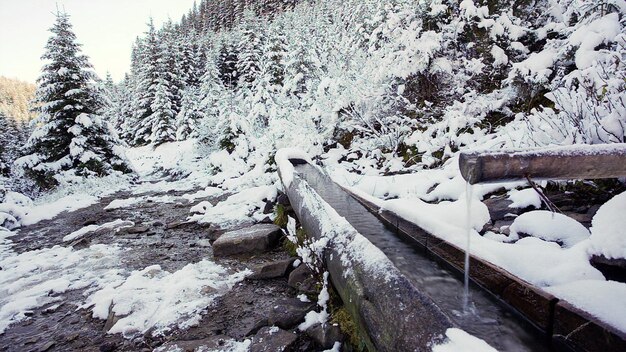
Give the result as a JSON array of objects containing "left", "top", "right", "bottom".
[
  {"left": 125, "top": 225, "right": 150, "bottom": 234},
  {"left": 268, "top": 298, "right": 314, "bottom": 330},
  {"left": 213, "top": 224, "right": 282, "bottom": 257},
  {"left": 288, "top": 264, "right": 317, "bottom": 294},
  {"left": 156, "top": 335, "right": 231, "bottom": 352},
  {"left": 277, "top": 193, "right": 290, "bottom": 206},
  {"left": 305, "top": 323, "right": 344, "bottom": 349},
  {"left": 263, "top": 201, "right": 275, "bottom": 214},
  {"left": 249, "top": 327, "right": 297, "bottom": 352},
  {"left": 249, "top": 259, "right": 296, "bottom": 280},
  {"left": 483, "top": 196, "right": 523, "bottom": 221}
]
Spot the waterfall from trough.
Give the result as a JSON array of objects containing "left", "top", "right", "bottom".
[{"left": 464, "top": 179, "right": 473, "bottom": 314}]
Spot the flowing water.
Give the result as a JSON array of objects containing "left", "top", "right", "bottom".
[
  {"left": 294, "top": 164, "right": 550, "bottom": 352},
  {"left": 464, "top": 180, "right": 473, "bottom": 313}
]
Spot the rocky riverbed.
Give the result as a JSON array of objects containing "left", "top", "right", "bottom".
[{"left": 0, "top": 182, "right": 343, "bottom": 352}]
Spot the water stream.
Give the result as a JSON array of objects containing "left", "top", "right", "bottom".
[
  {"left": 294, "top": 164, "right": 550, "bottom": 351},
  {"left": 464, "top": 180, "right": 473, "bottom": 314}
]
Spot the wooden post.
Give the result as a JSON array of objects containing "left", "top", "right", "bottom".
[{"left": 459, "top": 144, "right": 626, "bottom": 184}]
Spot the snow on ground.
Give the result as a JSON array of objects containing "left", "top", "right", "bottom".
[
  {"left": 0, "top": 244, "right": 124, "bottom": 334},
  {"left": 84, "top": 261, "right": 251, "bottom": 338},
  {"left": 0, "top": 140, "right": 258, "bottom": 339},
  {"left": 329, "top": 156, "right": 526, "bottom": 202},
  {"left": 0, "top": 172, "right": 134, "bottom": 230},
  {"left": 125, "top": 139, "right": 209, "bottom": 179},
  {"left": 545, "top": 280, "right": 626, "bottom": 332},
  {"left": 189, "top": 185, "right": 277, "bottom": 229},
  {"left": 62, "top": 219, "right": 135, "bottom": 242},
  {"left": 104, "top": 195, "right": 178, "bottom": 210},
  {"left": 509, "top": 211, "right": 590, "bottom": 247},
  {"left": 182, "top": 187, "right": 223, "bottom": 203},
  {"left": 431, "top": 328, "right": 497, "bottom": 352},
  {"left": 588, "top": 191, "right": 626, "bottom": 260},
  {"left": 507, "top": 188, "right": 542, "bottom": 209}
]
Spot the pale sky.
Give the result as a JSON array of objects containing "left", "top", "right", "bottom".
[{"left": 0, "top": 0, "right": 197, "bottom": 84}]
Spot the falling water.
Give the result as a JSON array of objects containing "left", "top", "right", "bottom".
[{"left": 463, "top": 178, "right": 474, "bottom": 313}]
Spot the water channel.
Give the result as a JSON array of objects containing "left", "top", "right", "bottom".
[{"left": 294, "top": 163, "right": 551, "bottom": 352}]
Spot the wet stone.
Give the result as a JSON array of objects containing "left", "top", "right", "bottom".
[
  {"left": 277, "top": 193, "right": 290, "bottom": 206},
  {"left": 23, "top": 336, "right": 40, "bottom": 345},
  {"left": 166, "top": 220, "right": 185, "bottom": 229},
  {"left": 212, "top": 224, "right": 282, "bottom": 257},
  {"left": 249, "top": 259, "right": 296, "bottom": 280},
  {"left": 38, "top": 341, "right": 55, "bottom": 352},
  {"left": 268, "top": 298, "right": 314, "bottom": 330},
  {"left": 288, "top": 265, "right": 317, "bottom": 294},
  {"left": 157, "top": 335, "right": 230, "bottom": 352},
  {"left": 99, "top": 341, "right": 117, "bottom": 352},
  {"left": 305, "top": 322, "right": 344, "bottom": 349},
  {"left": 82, "top": 218, "right": 98, "bottom": 226},
  {"left": 263, "top": 201, "right": 275, "bottom": 214},
  {"left": 482, "top": 196, "right": 523, "bottom": 221},
  {"left": 125, "top": 226, "right": 150, "bottom": 234},
  {"left": 250, "top": 327, "right": 297, "bottom": 352},
  {"left": 196, "top": 239, "right": 212, "bottom": 247}
]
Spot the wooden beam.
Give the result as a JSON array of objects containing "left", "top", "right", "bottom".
[{"left": 459, "top": 144, "right": 626, "bottom": 184}]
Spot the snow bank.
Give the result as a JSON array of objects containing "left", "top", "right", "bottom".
[
  {"left": 546, "top": 280, "right": 626, "bottom": 332},
  {"left": 432, "top": 328, "right": 497, "bottom": 352},
  {"left": 21, "top": 194, "right": 99, "bottom": 226},
  {"left": 125, "top": 139, "right": 204, "bottom": 178},
  {"left": 588, "top": 191, "right": 626, "bottom": 259},
  {"left": 189, "top": 185, "right": 277, "bottom": 229},
  {"left": 509, "top": 211, "right": 590, "bottom": 247},
  {"left": 182, "top": 187, "right": 222, "bottom": 203},
  {"left": 382, "top": 197, "right": 490, "bottom": 232},
  {"left": 345, "top": 172, "right": 603, "bottom": 287},
  {"left": 330, "top": 158, "right": 524, "bottom": 203},
  {"left": 507, "top": 188, "right": 542, "bottom": 209},
  {"left": 85, "top": 261, "right": 251, "bottom": 337},
  {"left": 104, "top": 195, "right": 177, "bottom": 210}
]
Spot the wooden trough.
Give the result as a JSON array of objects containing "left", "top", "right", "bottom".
[
  {"left": 457, "top": 143, "right": 626, "bottom": 351},
  {"left": 459, "top": 144, "right": 626, "bottom": 184}
]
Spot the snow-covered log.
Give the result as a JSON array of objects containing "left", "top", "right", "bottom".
[{"left": 460, "top": 144, "right": 626, "bottom": 184}]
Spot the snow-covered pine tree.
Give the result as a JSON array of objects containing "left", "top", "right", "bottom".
[
  {"left": 197, "top": 52, "right": 225, "bottom": 145},
  {"left": 217, "top": 38, "right": 240, "bottom": 89},
  {"left": 147, "top": 78, "right": 177, "bottom": 145},
  {"left": 175, "top": 86, "right": 205, "bottom": 140},
  {"left": 236, "top": 11, "right": 264, "bottom": 88},
  {"left": 132, "top": 20, "right": 161, "bottom": 145},
  {"left": 160, "top": 20, "right": 185, "bottom": 115},
  {"left": 0, "top": 111, "right": 13, "bottom": 176},
  {"left": 15, "top": 11, "right": 131, "bottom": 189}
]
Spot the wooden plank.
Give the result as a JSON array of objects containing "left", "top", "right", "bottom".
[{"left": 459, "top": 144, "right": 626, "bottom": 184}]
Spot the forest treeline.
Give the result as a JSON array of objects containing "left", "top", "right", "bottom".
[{"left": 2, "top": 0, "right": 625, "bottom": 190}]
